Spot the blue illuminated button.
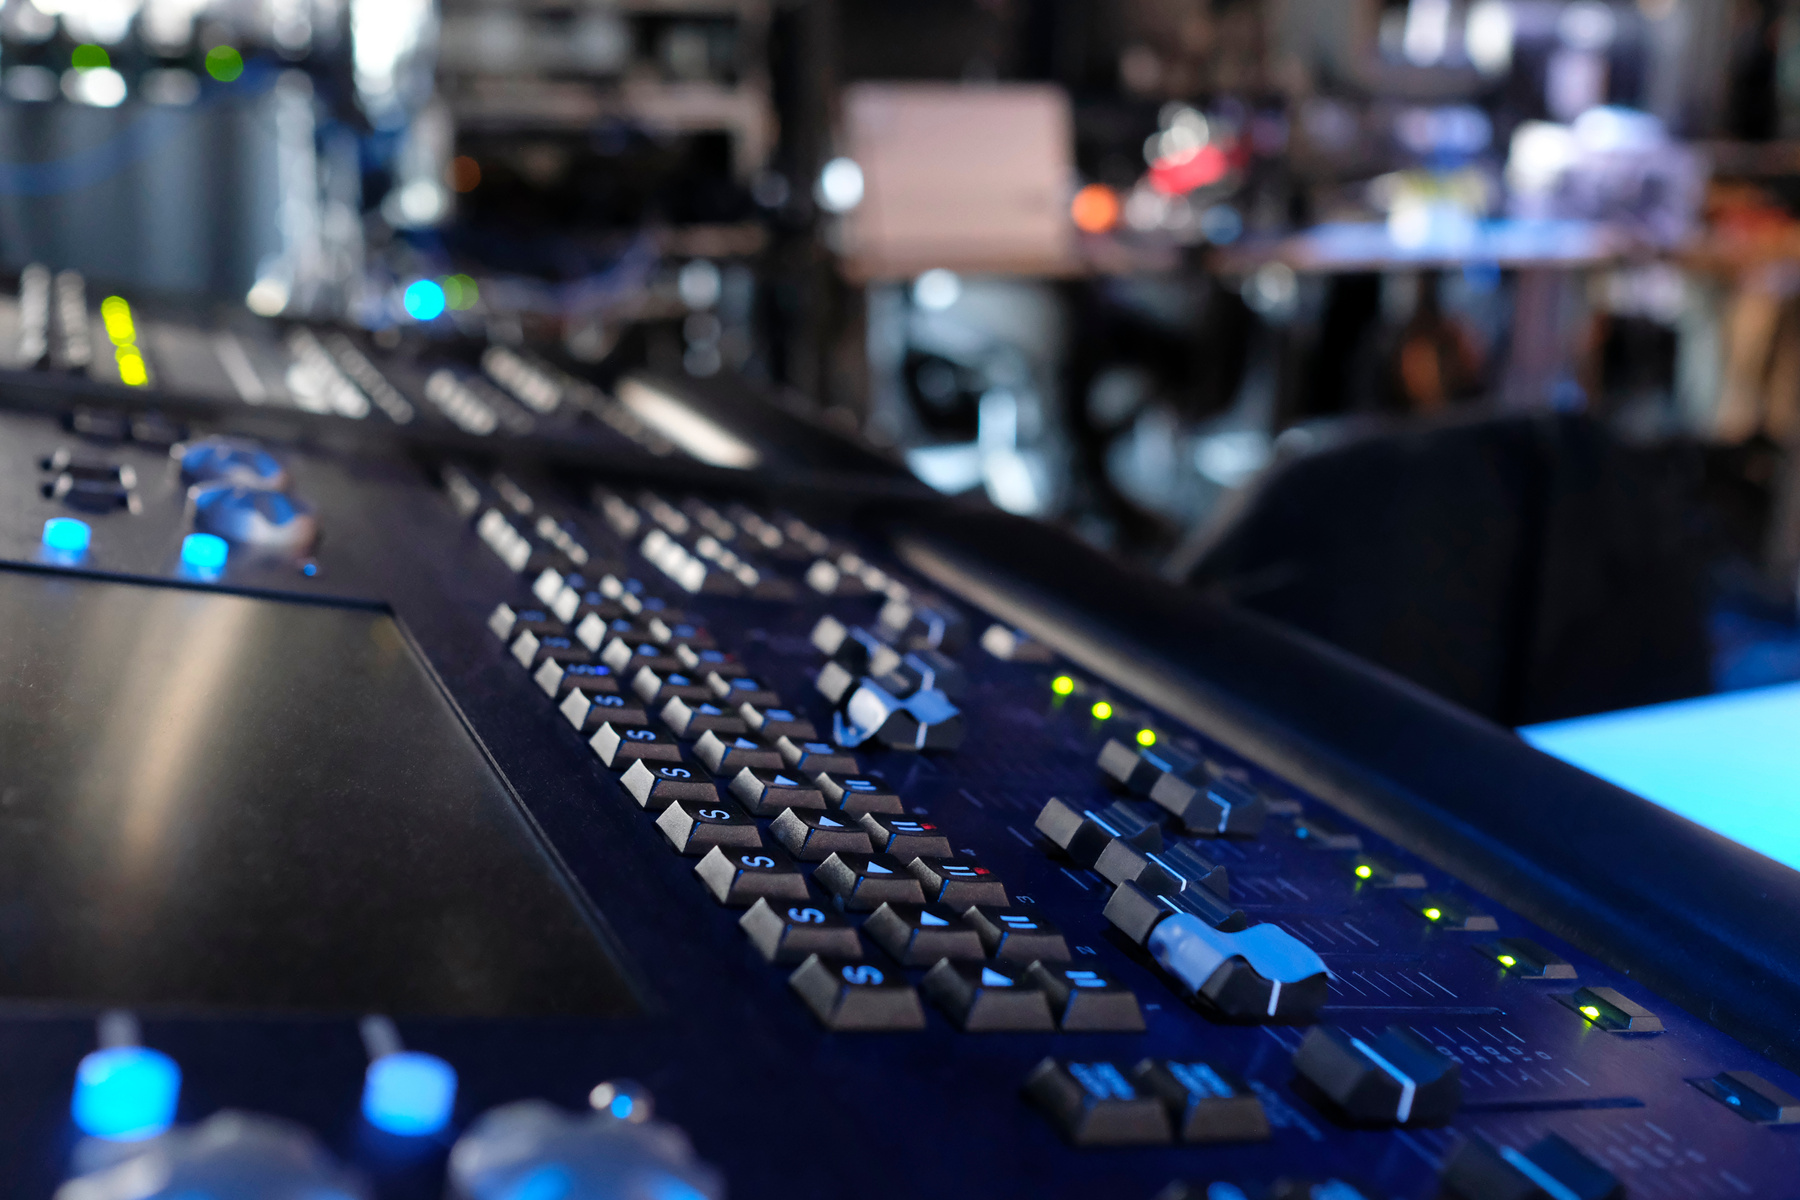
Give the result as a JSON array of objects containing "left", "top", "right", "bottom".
[
  {"left": 42, "top": 517, "right": 92, "bottom": 556},
  {"left": 180, "top": 533, "right": 229, "bottom": 575},
  {"left": 363, "top": 1051, "right": 457, "bottom": 1136},
  {"left": 403, "top": 280, "right": 447, "bottom": 321},
  {"left": 71, "top": 1046, "right": 181, "bottom": 1140}
]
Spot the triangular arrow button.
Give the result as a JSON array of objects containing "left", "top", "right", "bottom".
[
  {"left": 773, "top": 775, "right": 799, "bottom": 787},
  {"left": 980, "top": 968, "right": 1014, "bottom": 988},
  {"left": 817, "top": 816, "right": 843, "bottom": 828},
  {"left": 918, "top": 911, "right": 949, "bottom": 926},
  {"left": 864, "top": 860, "right": 893, "bottom": 875}
]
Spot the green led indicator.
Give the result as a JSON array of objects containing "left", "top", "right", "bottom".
[
  {"left": 71, "top": 44, "right": 109, "bottom": 71},
  {"left": 1050, "top": 675, "right": 1075, "bottom": 697},
  {"left": 206, "top": 45, "right": 245, "bottom": 82}
]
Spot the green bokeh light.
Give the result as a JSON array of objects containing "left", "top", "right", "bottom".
[
  {"left": 205, "top": 46, "right": 244, "bottom": 82},
  {"left": 444, "top": 274, "right": 480, "bottom": 311},
  {"left": 71, "top": 45, "right": 109, "bottom": 71}
]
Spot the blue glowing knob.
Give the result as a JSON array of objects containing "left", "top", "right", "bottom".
[
  {"left": 363, "top": 1051, "right": 457, "bottom": 1136},
  {"left": 180, "top": 533, "right": 229, "bottom": 576},
  {"left": 179, "top": 437, "right": 288, "bottom": 490},
  {"left": 191, "top": 485, "right": 318, "bottom": 554},
  {"left": 71, "top": 1046, "right": 181, "bottom": 1141},
  {"left": 42, "top": 517, "right": 92, "bottom": 557}
]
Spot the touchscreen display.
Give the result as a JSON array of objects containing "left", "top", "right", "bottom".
[
  {"left": 0, "top": 567, "right": 638, "bottom": 1017},
  {"left": 1522, "top": 682, "right": 1800, "bottom": 875}
]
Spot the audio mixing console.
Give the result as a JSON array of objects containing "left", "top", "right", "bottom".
[{"left": 0, "top": 268, "right": 1797, "bottom": 1199}]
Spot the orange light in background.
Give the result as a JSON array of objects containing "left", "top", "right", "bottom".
[
  {"left": 1071, "top": 184, "right": 1121, "bottom": 234},
  {"left": 449, "top": 156, "right": 482, "bottom": 193}
]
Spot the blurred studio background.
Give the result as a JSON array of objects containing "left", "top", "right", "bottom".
[{"left": 6, "top": 0, "right": 1800, "bottom": 729}]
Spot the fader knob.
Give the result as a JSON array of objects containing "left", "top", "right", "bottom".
[
  {"left": 840, "top": 681, "right": 964, "bottom": 751},
  {"left": 1293, "top": 1026, "right": 1462, "bottom": 1126},
  {"left": 1440, "top": 1132, "right": 1622, "bottom": 1199},
  {"left": 1139, "top": 909, "right": 1327, "bottom": 1023}
]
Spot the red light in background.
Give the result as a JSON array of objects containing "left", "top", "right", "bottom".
[{"left": 1148, "top": 144, "right": 1228, "bottom": 196}]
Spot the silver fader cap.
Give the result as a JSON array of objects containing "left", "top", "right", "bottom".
[{"left": 1145, "top": 912, "right": 1329, "bottom": 1024}]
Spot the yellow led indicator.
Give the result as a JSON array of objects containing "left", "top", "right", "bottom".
[
  {"left": 115, "top": 349, "right": 148, "bottom": 387},
  {"left": 1090, "top": 701, "right": 1113, "bottom": 721},
  {"left": 1496, "top": 954, "right": 1517, "bottom": 968},
  {"left": 1135, "top": 729, "right": 1157, "bottom": 747},
  {"left": 1580, "top": 1005, "right": 1601, "bottom": 1021},
  {"left": 100, "top": 296, "right": 135, "bottom": 344},
  {"left": 1051, "top": 675, "right": 1075, "bottom": 696},
  {"left": 1354, "top": 864, "right": 1374, "bottom": 880},
  {"left": 101, "top": 298, "right": 148, "bottom": 386},
  {"left": 1423, "top": 907, "right": 1442, "bottom": 921}
]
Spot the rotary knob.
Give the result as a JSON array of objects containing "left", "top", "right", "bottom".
[
  {"left": 449, "top": 1097, "right": 723, "bottom": 1200},
  {"left": 179, "top": 437, "right": 288, "bottom": 490},
  {"left": 58, "top": 1111, "right": 365, "bottom": 1200},
  {"left": 191, "top": 485, "right": 318, "bottom": 555}
]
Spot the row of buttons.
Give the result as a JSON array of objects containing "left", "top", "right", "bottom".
[
  {"left": 461, "top": 475, "right": 1788, "bottom": 1191},
  {"left": 1146, "top": 1130, "right": 1624, "bottom": 1200},
  {"left": 481, "top": 491, "right": 1146, "bottom": 1038},
  {"left": 1025, "top": 1057, "right": 1268, "bottom": 1146},
  {"left": 1031, "top": 703, "right": 1698, "bottom": 1170},
  {"left": 1025, "top": 738, "right": 1333, "bottom": 1028},
  {"left": 603, "top": 490, "right": 817, "bottom": 601},
  {"left": 1020, "top": 695, "right": 1466, "bottom": 1150},
  {"left": 1032, "top": 1048, "right": 1626, "bottom": 1200},
  {"left": 1076, "top": 733, "right": 1666, "bottom": 1039},
  {"left": 1096, "top": 736, "right": 1269, "bottom": 837}
]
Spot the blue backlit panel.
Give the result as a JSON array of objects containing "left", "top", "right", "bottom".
[{"left": 1522, "top": 682, "right": 1800, "bottom": 875}]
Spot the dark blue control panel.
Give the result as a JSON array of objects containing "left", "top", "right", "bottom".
[{"left": 0, "top": 409, "right": 1797, "bottom": 1200}]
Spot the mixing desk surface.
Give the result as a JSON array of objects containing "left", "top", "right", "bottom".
[{"left": 0, "top": 277, "right": 1798, "bottom": 1200}]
